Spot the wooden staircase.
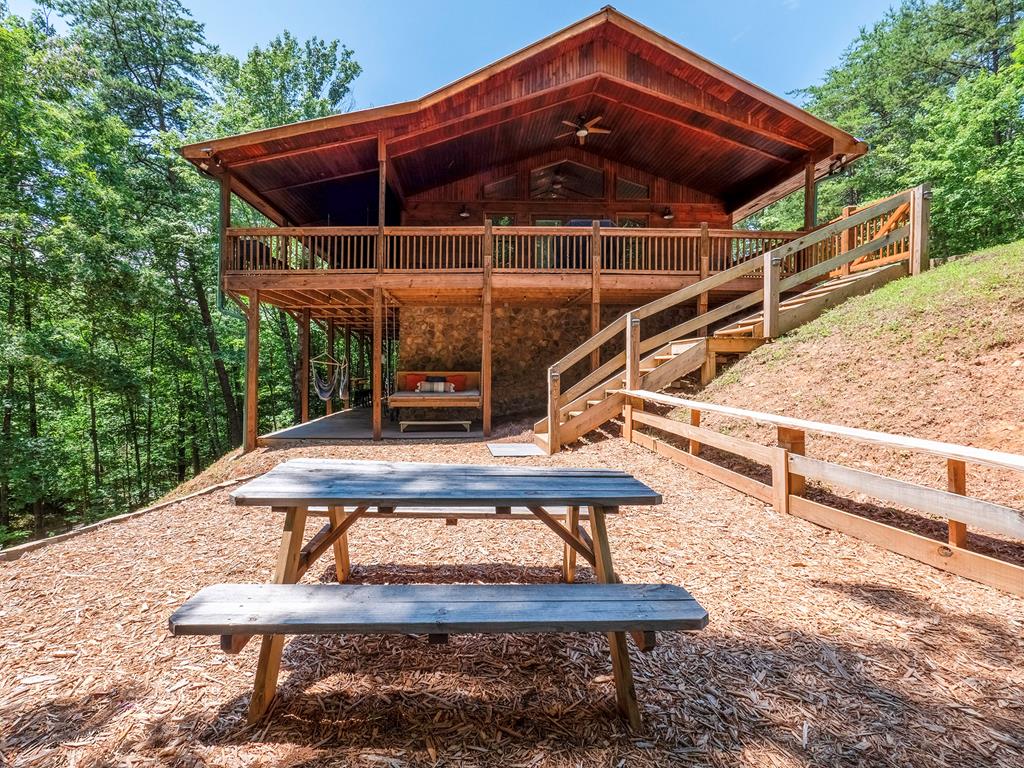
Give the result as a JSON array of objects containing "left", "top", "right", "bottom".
[{"left": 535, "top": 186, "right": 928, "bottom": 454}]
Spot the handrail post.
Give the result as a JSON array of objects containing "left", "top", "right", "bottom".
[
  {"left": 625, "top": 313, "right": 641, "bottom": 390},
  {"left": 591, "top": 220, "right": 602, "bottom": 371},
  {"left": 762, "top": 251, "right": 782, "bottom": 338},
  {"left": 909, "top": 183, "right": 931, "bottom": 275},
  {"left": 547, "top": 369, "right": 561, "bottom": 455},
  {"left": 697, "top": 222, "right": 710, "bottom": 335},
  {"left": 837, "top": 204, "right": 855, "bottom": 276}
]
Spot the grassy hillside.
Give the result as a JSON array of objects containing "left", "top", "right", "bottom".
[{"left": 693, "top": 242, "right": 1024, "bottom": 517}]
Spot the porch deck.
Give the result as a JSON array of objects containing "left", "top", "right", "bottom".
[{"left": 259, "top": 408, "right": 484, "bottom": 443}]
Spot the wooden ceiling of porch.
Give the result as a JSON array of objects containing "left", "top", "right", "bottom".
[{"left": 182, "top": 7, "right": 866, "bottom": 227}]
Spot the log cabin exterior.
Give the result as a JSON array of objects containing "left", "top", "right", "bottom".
[{"left": 181, "top": 6, "right": 871, "bottom": 450}]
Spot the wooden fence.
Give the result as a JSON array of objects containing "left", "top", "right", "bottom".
[{"left": 620, "top": 389, "right": 1024, "bottom": 598}]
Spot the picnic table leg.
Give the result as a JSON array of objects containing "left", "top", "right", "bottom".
[
  {"left": 248, "top": 506, "right": 308, "bottom": 723},
  {"left": 329, "top": 506, "right": 351, "bottom": 583},
  {"left": 589, "top": 504, "right": 641, "bottom": 729},
  {"left": 562, "top": 506, "right": 580, "bottom": 582}
]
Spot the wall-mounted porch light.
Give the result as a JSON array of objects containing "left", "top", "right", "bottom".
[
  {"left": 458, "top": 205, "right": 471, "bottom": 219},
  {"left": 661, "top": 207, "right": 675, "bottom": 221}
]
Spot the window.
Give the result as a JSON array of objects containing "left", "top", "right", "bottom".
[
  {"left": 529, "top": 160, "right": 604, "bottom": 200},
  {"left": 483, "top": 175, "right": 517, "bottom": 200},
  {"left": 616, "top": 177, "right": 650, "bottom": 200}
]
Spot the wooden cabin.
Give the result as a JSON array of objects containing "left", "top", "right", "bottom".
[{"left": 180, "top": 6, "right": 867, "bottom": 450}]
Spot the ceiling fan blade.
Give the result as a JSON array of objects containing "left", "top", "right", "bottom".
[
  {"left": 554, "top": 130, "right": 575, "bottom": 139},
  {"left": 588, "top": 127, "right": 611, "bottom": 134},
  {"left": 561, "top": 120, "right": 580, "bottom": 129},
  {"left": 585, "top": 116, "right": 604, "bottom": 128}
]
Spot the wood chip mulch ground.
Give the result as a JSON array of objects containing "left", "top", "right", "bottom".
[{"left": 2, "top": 428, "right": 1022, "bottom": 767}]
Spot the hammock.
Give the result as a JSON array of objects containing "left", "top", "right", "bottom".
[{"left": 311, "top": 354, "right": 348, "bottom": 402}]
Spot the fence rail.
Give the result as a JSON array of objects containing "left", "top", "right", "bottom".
[{"left": 620, "top": 388, "right": 1024, "bottom": 599}]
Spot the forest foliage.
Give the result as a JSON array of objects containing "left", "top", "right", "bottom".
[{"left": 1, "top": 0, "right": 1022, "bottom": 545}]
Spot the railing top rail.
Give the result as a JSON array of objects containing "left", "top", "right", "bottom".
[
  {"left": 621, "top": 389, "right": 1024, "bottom": 474},
  {"left": 227, "top": 226, "right": 379, "bottom": 236},
  {"left": 765, "top": 190, "right": 912, "bottom": 264},
  {"left": 708, "top": 229, "right": 803, "bottom": 238},
  {"left": 384, "top": 226, "right": 486, "bottom": 235}
]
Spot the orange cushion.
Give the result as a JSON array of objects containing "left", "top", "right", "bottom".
[
  {"left": 447, "top": 374, "right": 467, "bottom": 392},
  {"left": 405, "top": 374, "right": 426, "bottom": 392}
]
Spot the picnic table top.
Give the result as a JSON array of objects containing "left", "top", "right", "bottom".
[{"left": 230, "top": 458, "right": 662, "bottom": 508}]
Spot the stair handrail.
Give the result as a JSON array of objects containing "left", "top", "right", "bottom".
[{"left": 542, "top": 184, "right": 928, "bottom": 454}]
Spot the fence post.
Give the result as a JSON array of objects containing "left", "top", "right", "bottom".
[
  {"left": 762, "top": 250, "right": 782, "bottom": 338},
  {"left": 625, "top": 313, "right": 641, "bottom": 391},
  {"left": 776, "top": 427, "right": 805, "bottom": 496},
  {"left": 909, "top": 183, "right": 931, "bottom": 275},
  {"left": 947, "top": 459, "right": 968, "bottom": 547},
  {"left": 771, "top": 447, "right": 791, "bottom": 514},
  {"left": 689, "top": 408, "right": 702, "bottom": 455}
]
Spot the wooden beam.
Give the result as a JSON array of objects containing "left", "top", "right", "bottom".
[
  {"left": 377, "top": 134, "right": 387, "bottom": 273},
  {"left": 909, "top": 183, "right": 930, "bottom": 275},
  {"left": 244, "top": 290, "right": 260, "bottom": 452},
  {"left": 591, "top": 221, "right": 602, "bottom": 371},
  {"left": 625, "top": 313, "right": 641, "bottom": 390},
  {"left": 803, "top": 160, "right": 816, "bottom": 231},
  {"left": 299, "top": 308, "right": 310, "bottom": 423},
  {"left": 482, "top": 220, "right": 493, "bottom": 437},
  {"left": 947, "top": 459, "right": 968, "bottom": 548},
  {"left": 696, "top": 222, "right": 710, "bottom": 333},
  {"left": 325, "top": 322, "right": 335, "bottom": 416},
  {"left": 219, "top": 172, "right": 232, "bottom": 291},
  {"left": 372, "top": 287, "right": 383, "bottom": 439},
  {"left": 762, "top": 250, "right": 781, "bottom": 338}
]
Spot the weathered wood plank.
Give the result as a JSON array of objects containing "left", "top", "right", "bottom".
[
  {"left": 170, "top": 583, "right": 709, "bottom": 636},
  {"left": 231, "top": 459, "right": 661, "bottom": 507},
  {"left": 787, "top": 454, "right": 1024, "bottom": 540}
]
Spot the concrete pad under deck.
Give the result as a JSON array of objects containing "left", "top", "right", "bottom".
[{"left": 258, "top": 408, "right": 484, "bottom": 444}]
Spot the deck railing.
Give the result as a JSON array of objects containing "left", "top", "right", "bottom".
[{"left": 222, "top": 223, "right": 851, "bottom": 276}]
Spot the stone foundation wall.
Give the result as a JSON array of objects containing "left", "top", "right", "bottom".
[{"left": 397, "top": 302, "right": 696, "bottom": 421}]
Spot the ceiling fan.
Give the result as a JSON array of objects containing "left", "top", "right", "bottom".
[{"left": 555, "top": 115, "right": 611, "bottom": 145}]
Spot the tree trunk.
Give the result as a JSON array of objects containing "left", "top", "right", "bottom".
[{"left": 185, "top": 254, "right": 242, "bottom": 446}]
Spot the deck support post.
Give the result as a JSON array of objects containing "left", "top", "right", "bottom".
[
  {"left": 243, "top": 290, "right": 260, "bottom": 452},
  {"left": 372, "top": 287, "right": 383, "bottom": 439},
  {"left": 591, "top": 220, "right": 602, "bottom": 371},
  {"left": 325, "top": 322, "right": 335, "bottom": 415},
  {"left": 763, "top": 251, "right": 782, "bottom": 339},
  {"left": 909, "top": 183, "right": 930, "bottom": 275},
  {"left": 219, "top": 172, "right": 232, "bottom": 291},
  {"left": 343, "top": 325, "right": 352, "bottom": 409},
  {"left": 377, "top": 134, "right": 387, "bottom": 272},
  {"left": 299, "top": 308, "right": 310, "bottom": 423},
  {"left": 947, "top": 459, "right": 968, "bottom": 547},
  {"left": 482, "top": 220, "right": 493, "bottom": 437},
  {"left": 803, "top": 160, "right": 816, "bottom": 232}
]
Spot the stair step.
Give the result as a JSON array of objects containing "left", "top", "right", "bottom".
[
  {"left": 640, "top": 366, "right": 656, "bottom": 374},
  {"left": 568, "top": 410, "right": 583, "bottom": 419},
  {"left": 654, "top": 355, "right": 674, "bottom": 362},
  {"left": 586, "top": 399, "right": 603, "bottom": 406}
]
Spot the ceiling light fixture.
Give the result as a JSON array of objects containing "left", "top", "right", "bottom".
[
  {"left": 458, "top": 205, "right": 471, "bottom": 219},
  {"left": 661, "top": 207, "right": 675, "bottom": 221}
]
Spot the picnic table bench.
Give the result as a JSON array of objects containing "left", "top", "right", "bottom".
[{"left": 169, "top": 459, "right": 708, "bottom": 727}]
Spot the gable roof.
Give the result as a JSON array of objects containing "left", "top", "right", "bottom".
[{"left": 181, "top": 6, "right": 865, "bottom": 225}]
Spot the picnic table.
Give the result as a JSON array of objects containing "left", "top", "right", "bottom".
[{"left": 169, "top": 459, "right": 707, "bottom": 727}]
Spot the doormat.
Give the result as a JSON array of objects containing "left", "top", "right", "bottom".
[{"left": 487, "top": 442, "right": 545, "bottom": 457}]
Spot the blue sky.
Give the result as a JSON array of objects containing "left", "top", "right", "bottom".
[{"left": 11, "top": 0, "right": 896, "bottom": 108}]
